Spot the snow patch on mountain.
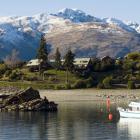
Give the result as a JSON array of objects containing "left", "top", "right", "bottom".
[
  {"left": 124, "top": 21, "right": 140, "bottom": 33},
  {"left": 51, "top": 8, "right": 102, "bottom": 23},
  {"left": 103, "top": 18, "right": 137, "bottom": 33},
  {"left": 0, "top": 9, "right": 139, "bottom": 38}
]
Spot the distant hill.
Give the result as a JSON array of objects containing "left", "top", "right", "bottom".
[{"left": 0, "top": 8, "right": 140, "bottom": 60}]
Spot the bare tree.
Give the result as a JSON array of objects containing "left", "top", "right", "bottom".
[{"left": 4, "top": 49, "right": 20, "bottom": 68}]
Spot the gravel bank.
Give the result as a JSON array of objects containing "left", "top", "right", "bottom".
[{"left": 39, "top": 89, "right": 140, "bottom": 103}]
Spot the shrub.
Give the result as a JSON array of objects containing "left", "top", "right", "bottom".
[
  {"left": 102, "top": 76, "right": 113, "bottom": 89},
  {"left": 24, "top": 76, "right": 39, "bottom": 81},
  {"left": 97, "top": 82, "right": 104, "bottom": 89},
  {"left": 86, "top": 83, "right": 92, "bottom": 88},
  {"left": 9, "top": 70, "right": 23, "bottom": 81},
  {"left": 47, "top": 85, "right": 55, "bottom": 89},
  {"left": 85, "top": 77, "right": 96, "bottom": 88},
  {"left": 73, "top": 77, "right": 96, "bottom": 89},
  {"left": 55, "top": 85, "right": 64, "bottom": 90},
  {"left": 122, "top": 60, "right": 134, "bottom": 71},
  {"left": 48, "top": 76, "right": 56, "bottom": 82},
  {"left": 136, "top": 74, "right": 140, "bottom": 80},
  {"left": 127, "top": 81, "right": 136, "bottom": 89},
  {"left": 73, "top": 79, "right": 87, "bottom": 89},
  {"left": 0, "top": 64, "right": 7, "bottom": 76},
  {"left": 4, "top": 69, "right": 12, "bottom": 77},
  {"left": 126, "top": 52, "right": 140, "bottom": 61},
  {"left": 64, "top": 83, "right": 71, "bottom": 89}
]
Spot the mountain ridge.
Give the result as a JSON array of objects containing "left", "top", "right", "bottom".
[{"left": 0, "top": 8, "right": 140, "bottom": 60}]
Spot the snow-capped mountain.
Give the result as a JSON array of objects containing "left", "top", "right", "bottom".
[
  {"left": 0, "top": 8, "right": 140, "bottom": 60},
  {"left": 51, "top": 8, "right": 102, "bottom": 23}
]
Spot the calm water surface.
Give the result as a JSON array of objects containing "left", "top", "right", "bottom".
[{"left": 0, "top": 101, "right": 139, "bottom": 140}]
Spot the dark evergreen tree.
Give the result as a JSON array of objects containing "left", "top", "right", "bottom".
[
  {"left": 91, "top": 58, "right": 101, "bottom": 72},
  {"left": 37, "top": 35, "right": 48, "bottom": 65},
  {"left": 64, "top": 49, "right": 75, "bottom": 72},
  {"left": 63, "top": 49, "right": 74, "bottom": 84},
  {"left": 100, "top": 56, "right": 115, "bottom": 71},
  {"left": 36, "top": 35, "right": 50, "bottom": 75},
  {"left": 55, "top": 48, "right": 61, "bottom": 70}
]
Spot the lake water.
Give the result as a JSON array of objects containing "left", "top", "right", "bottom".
[
  {"left": 0, "top": 100, "right": 139, "bottom": 140},
  {"left": 1, "top": 89, "right": 140, "bottom": 140}
]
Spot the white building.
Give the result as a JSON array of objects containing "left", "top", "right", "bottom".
[
  {"left": 26, "top": 59, "right": 42, "bottom": 67},
  {"left": 74, "top": 58, "right": 91, "bottom": 69},
  {"left": 27, "top": 58, "right": 91, "bottom": 70}
]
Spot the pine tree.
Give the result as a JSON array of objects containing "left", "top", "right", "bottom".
[
  {"left": 64, "top": 49, "right": 75, "bottom": 72},
  {"left": 64, "top": 49, "right": 75, "bottom": 84},
  {"left": 37, "top": 35, "right": 49, "bottom": 73},
  {"left": 37, "top": 35, "right": 48, "bottom": 64},
  {"left": 55, "top": 48, "right": 61, "bottom": 70}
]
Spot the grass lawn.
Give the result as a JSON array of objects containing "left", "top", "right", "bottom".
[{"left": 0, "top": 69, "right": 82, "bottom": 90}]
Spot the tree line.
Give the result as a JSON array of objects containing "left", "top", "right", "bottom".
[{"left": 36, "top": 35, "right": 75, "bottom": 73}]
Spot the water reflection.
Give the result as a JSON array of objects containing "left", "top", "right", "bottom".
[
  {"left": 118, "top": 118, "right": 140, "bottom": 140},
  {"left": 0, "top": 102, "right": 138, "bottom": 140},
  {"left": 0, "top": 111, "right": 53, "bottom": 140}
]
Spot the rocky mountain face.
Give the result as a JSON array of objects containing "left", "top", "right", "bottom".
[{"left": 0, "top": 8, "right": 140, "bottom": 60}]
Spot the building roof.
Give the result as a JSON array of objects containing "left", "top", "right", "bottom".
[
  {"left": 49, "top": 58, "right": 91, "bottom": 68},
  {"left": 26, "top": 59, "right": 42, "bottom": 67}
]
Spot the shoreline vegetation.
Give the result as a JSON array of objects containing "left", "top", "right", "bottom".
[
  {"left": 0, "top": 81, "right": 139, "bottom": 90},
  {"left": 1, "top": 53, "right": 140, "bottom": 90},
  {"left": 1, "top": 36, "right": 140, "bottom": 90}
]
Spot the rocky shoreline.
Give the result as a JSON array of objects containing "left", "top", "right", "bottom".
[
  {"left": 0, "top": 87, "right": 140, "bottom": 105},
  {"left": 39, "top": 89, "right": 140, "bottom": 103},
  {"left": 0, "top": 87, "right": 58, "bottom": 112},
  {"left": 95, "top": 94, "right": 139, "bottom": 103},
  {"left": 0, "top": 86, "right": 21, "bottom": 94}
]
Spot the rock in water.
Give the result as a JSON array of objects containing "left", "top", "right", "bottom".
[
  {"left": 17, "top": 87, "right": 40, "bottom": 102},
  {"left": 3, "top": 87, "right": 40, "bottom": 106},
  {"left": 0, "top": 87, "right": 57, "bottom": 112}
]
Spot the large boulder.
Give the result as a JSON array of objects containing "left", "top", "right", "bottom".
[
  {"left": 17, "top": 87, "right": 40, "bottom": 102},
  {"left": 3, "top": 87, "right": 40, "bottom": 106},
  {"left": 0, "top": 87, "right": 58, "bottom": 112},
  {"left": 3, "top": 95, "right": 20, "bottom": 106}
]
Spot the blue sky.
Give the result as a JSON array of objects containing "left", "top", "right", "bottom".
[{"left": 0, "top": 0, "right": 140, "bottom": 22}]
